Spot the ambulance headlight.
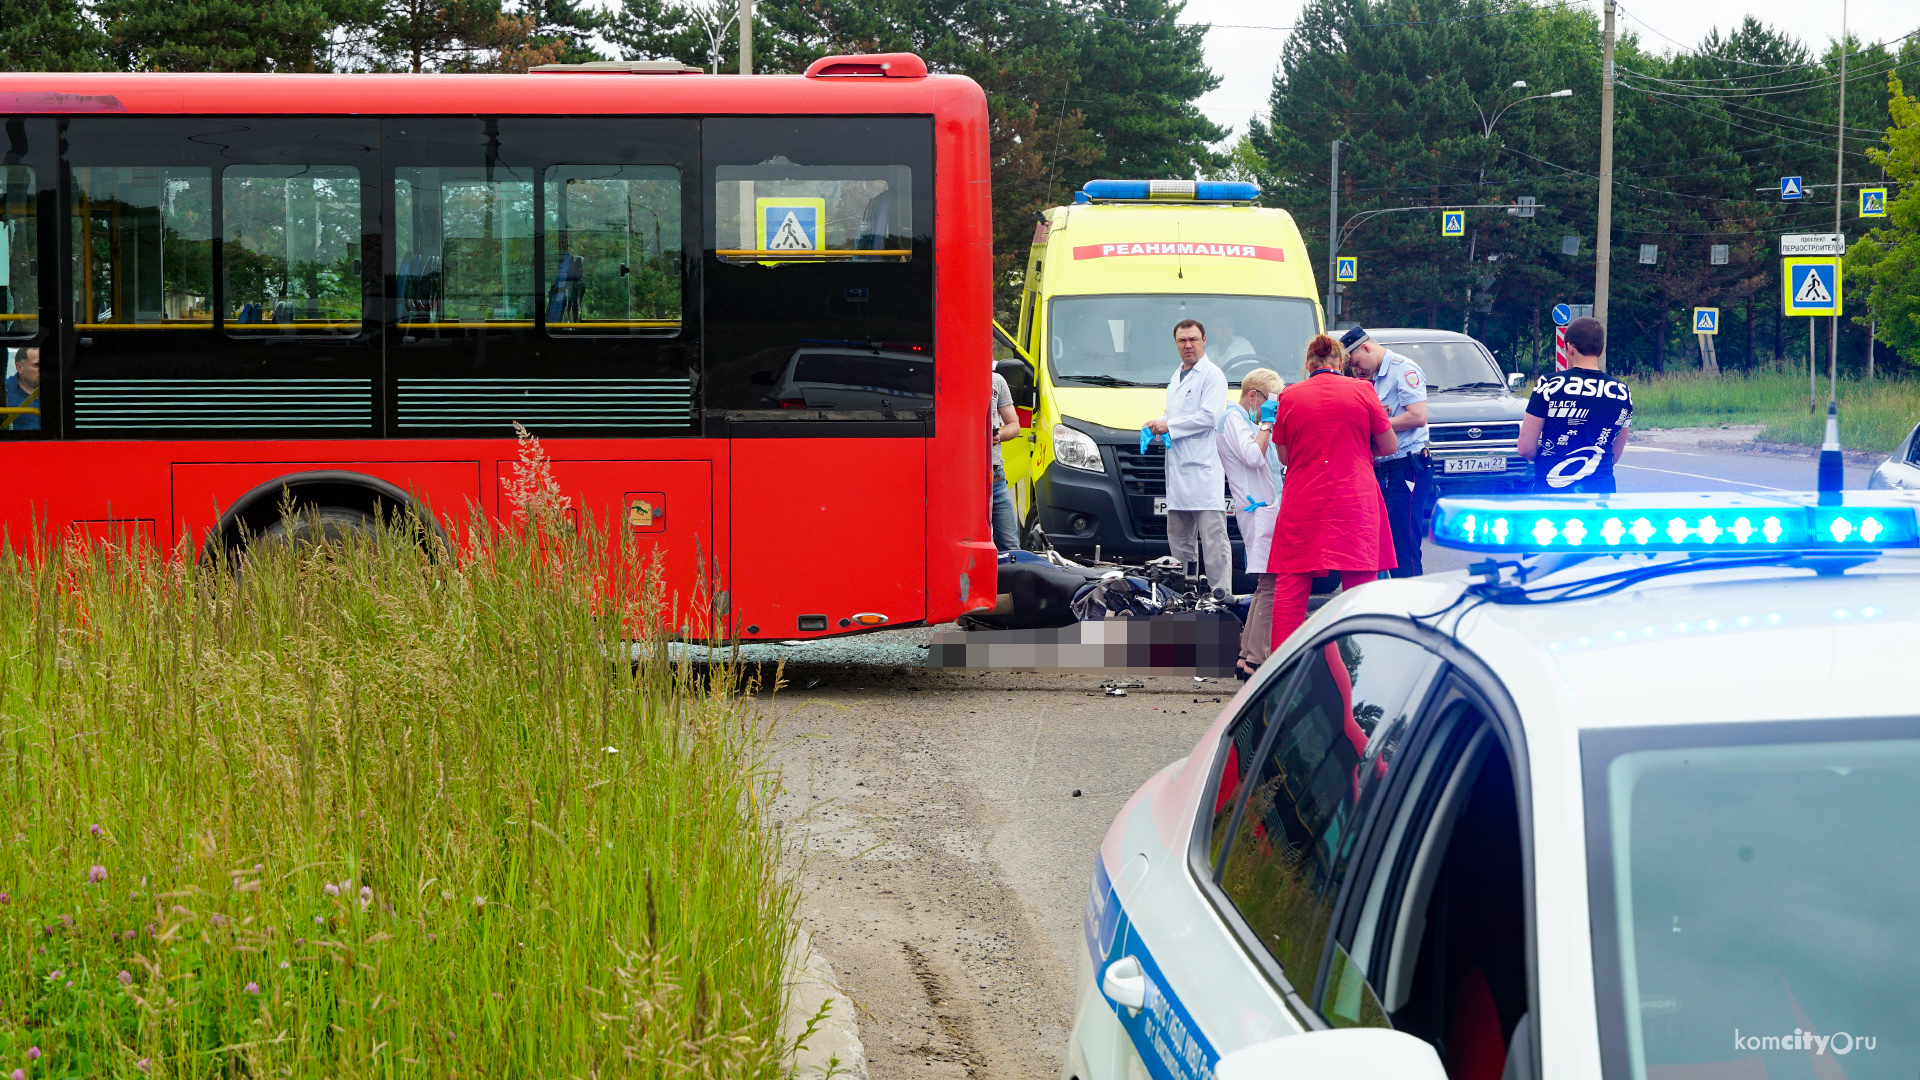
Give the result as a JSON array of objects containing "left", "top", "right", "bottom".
[{"left": 1053, "top": 425, "right": 1106, "bottom": 474}]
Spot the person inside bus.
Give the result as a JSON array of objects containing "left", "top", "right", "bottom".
[
  {"left": 3, "top": 346, "right": 40, "bottom": 432},
  {"left": 1206, "top": 314, "right": 1255, "bottom": 368},
  {"left": 1147, "top": 319, "right": 1231, "bottom": 594},
  {"left": 1265, "top": 334, "right": 1398, "bottom": 651},
  {"left": 1215, "top": 365, "right": 1284, "bottom": 678}
]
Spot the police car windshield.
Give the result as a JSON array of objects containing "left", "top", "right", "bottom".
[
  {"left": 1587, "top": 726, "right": 1920, "bottom": 1078},
  {"left": 1375, "top": 340, "right": 1502, "bottom": 391},
  {"left": 1047, "top": 294, "right": 1319, "bottom": 387}
]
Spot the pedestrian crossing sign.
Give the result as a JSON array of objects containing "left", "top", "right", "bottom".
[
  {"left": 1442, "top": 211, "right": 1466, "bottom": 237},
  {"left": 1861, "top": 187, "right": 1887, "bottom": 217},
  {"left": 1780, "top": 176, "right": 1804, "bottom": 200},
  {"left": 1336, "top": 256, "right": 1357, "bottom": 281},
  {"left": 757, "top": 197, "right": 826, "bottom": 252},
  {"left": 1782, "top": 256, "right": 1841, "bottom": 316},
  {"left": 1693, "top": 307, "right": 1719, "bottom": 334}
]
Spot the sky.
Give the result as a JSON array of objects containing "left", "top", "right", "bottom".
[{"left": 1182, "top": 0, "right": 1920, "bottom": 143}]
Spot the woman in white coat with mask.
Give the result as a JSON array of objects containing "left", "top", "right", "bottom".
[{"left": 1215, "top": 366, "right": 1284, "bottom": 679}]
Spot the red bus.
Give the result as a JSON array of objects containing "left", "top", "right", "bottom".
[{"left": 0, "top": 54, "right": 996, "bottom": 639}]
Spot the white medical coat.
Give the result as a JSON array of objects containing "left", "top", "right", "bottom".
[
  {"left": 1216, "top": 403, "right": 1282, "bottom": 574},
  {"left": 1158, "top": 358, "right": 1228, "bottom": 511}
]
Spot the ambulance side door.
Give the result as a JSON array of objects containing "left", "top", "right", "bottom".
[{"left": 992, "top": 320, "right": 1037, "bottom": 523}]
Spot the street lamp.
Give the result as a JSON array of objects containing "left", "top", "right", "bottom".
[{"left": 1458, "top": 87, "right": 1573, "bottom": 331}]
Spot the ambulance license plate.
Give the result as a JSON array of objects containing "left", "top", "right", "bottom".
[
  {"left": 1443, "top": 456, "right": 1506, "bottom": 474},
  {"left": 1152, "top": 497, "right": 1236, "bottom": 515}
]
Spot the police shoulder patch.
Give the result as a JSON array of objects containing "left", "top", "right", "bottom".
[{"left": 1405, "top": 370, "right": 1421, "bottom": 388}]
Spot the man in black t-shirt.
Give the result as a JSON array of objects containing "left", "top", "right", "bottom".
[{"left": 1520, "top": 317, "right": 1633, "bottom": 494}]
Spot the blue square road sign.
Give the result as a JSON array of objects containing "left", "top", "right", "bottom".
[
  {"left": 1782, "top": 257, "right": 1841, "bottom": 317},
  {"left": 1780, "top": 176, "right": 1804, "bottom": 200}
]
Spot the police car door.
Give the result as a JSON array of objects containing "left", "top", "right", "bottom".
[
  {"left": 1310, "top": 657, "right": 1539, "bottom": 1079},
  {"left": 1195, "top": 625, "right": 1444, "bottom": 1031}
]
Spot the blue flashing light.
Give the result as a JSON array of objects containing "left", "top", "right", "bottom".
[
  {"left": 1079, "top": 179, "right": 1260, "bottom": 203},
  {"left": 1431, "top": 493, "right": 1920, "bottom": 553}
]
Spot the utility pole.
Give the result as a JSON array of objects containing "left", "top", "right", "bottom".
[
  {"left": 1818, "top": 0, "right": 1849, "bottom": 494},
  {"left": 1327, "top": 140, "right": 1340, "bottom": 325},
  {"left": 739, "top": 0, "right": 753, "bottom": 74},
  {"left": 1595, "top": 0, "right": 1616, "bottom": 371}
]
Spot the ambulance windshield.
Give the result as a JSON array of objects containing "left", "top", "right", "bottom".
[
  {"left": 1586, "top": 727, "right": 1920, "bottom": 1079},
  {"left": 1047, "top": 294, "right": 1319, "bottom": 387}
]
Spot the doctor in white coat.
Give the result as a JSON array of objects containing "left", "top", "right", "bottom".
[
  {"left": 1147, "top": 319, "right": 1231, "bottom": 593},
  {"left": 1216, "top": 366, "right": 1284, "bottom": 677}
]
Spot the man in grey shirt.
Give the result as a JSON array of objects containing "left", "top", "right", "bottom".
[{"left": 990, "top": 368, "right": 1020, "bottom": 551}]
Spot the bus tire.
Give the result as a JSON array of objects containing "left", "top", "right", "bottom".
[{"left": 252, "top": 506, "right": 376, "bottom": 551}]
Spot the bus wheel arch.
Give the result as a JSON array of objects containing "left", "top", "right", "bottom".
[{"left": 204, "top": 471, "right": 446, "bottom": 563}]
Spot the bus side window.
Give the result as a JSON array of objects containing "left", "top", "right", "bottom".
[
  {"left": 394, "top": 166, "right": 535, "bottom": 327},
  {"left": 543, "top": 165, "right": 682, "bottom": 338},
  {"left": 1, "top": 165, "right": 39, "bottom": 436},
  {"left": 701, "top": 117, "right": 933, "bottom": 426},
  {"left": 224, "top": 166, "right": 362, "bottom": 336},
  {"left": 72, "top": 166, "right": 213, "bottom": 328}
]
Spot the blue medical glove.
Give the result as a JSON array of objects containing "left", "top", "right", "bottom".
[
  {"left": 1242, "top": 495, "right": 1268, "bottom": 513},
  {"left": 1259, "top": 398, "right": 1278, "bottom": 424},
  {"left": 1140, "top": 425, "right": 1158, "bottom": 454}
]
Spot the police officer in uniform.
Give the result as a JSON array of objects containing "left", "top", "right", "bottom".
[{"left": 1340, "top": 327, "right": 1429, "bottom": 577}]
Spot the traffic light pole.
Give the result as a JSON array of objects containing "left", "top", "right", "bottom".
[{"left": 1595, "top": 0, "right": 1616, "bottom": 369}]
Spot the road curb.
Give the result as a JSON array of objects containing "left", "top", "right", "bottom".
[{"left": 784, "top": 930, "right": 868, "bottom": 1080}]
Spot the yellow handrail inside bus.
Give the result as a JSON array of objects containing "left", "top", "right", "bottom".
[
  {"left": 0, "top": 407, "right": 39, "bottom": 415},
  {"left": 0, "top": 314, "right": 36, "bottom": 321},
  {"left": 715, "top": 249, "right": 912, "bottom": 261}
]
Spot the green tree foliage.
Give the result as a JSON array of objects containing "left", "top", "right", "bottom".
[
  {"left": 0, "top": 0, "right": 111, "bottom": 71},
  {"left": 1847, "top": 73, "right": 1920, "bottom": 360},
  {"left": 97, "top": 0, "right": 376, "bottom": 71},
  {"left": 1247, "top": 0, "right": 1920, "bottom": 374}
]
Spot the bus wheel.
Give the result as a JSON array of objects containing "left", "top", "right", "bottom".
[{"left": 253, "top": 506, "right": 376, "bottom": 551}]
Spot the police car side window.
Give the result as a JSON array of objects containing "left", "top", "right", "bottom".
[
  {"left": 1205, "top": 661, "right": 1307, "bottom": 866},
  {"left": 1213, "top": 632, "right": 1432, "bottom": 999}
]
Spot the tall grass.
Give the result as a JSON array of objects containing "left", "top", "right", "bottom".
[
  {"left": 1621, "top": 371, "right": 1920, "bottom": 453},
  {"left": 0, "top": 503, "right": 794, "bottom": 1077}
]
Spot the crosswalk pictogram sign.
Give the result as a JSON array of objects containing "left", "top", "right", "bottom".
[
  {"left": 1782, "top": 257, "right": 1841, "bottom": 316},
  {"left": 1442, "top": 211, "right": 1465, "bottom": 237},
  {"left": 1693, "top": 308, "right": 1719, "bottom": 334},
  {"left": 1336, "top": 256, "right": 1357, "bottom": 281},
  {"left": 1861, "top": 188, "right": 1887, "bottom": 217},
  {"left": 757, "top": 197, "right": 826, "bottom": 251}
]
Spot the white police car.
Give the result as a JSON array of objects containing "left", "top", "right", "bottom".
[{"left": 1067, "top": 492, "right": 1920, "bottom": 1080}]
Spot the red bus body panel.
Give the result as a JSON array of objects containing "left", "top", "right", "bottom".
[{"left": 0, "top": 70, "right": 998, "bottom": 637}]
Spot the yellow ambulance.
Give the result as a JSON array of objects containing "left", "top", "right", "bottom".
[{"left": 994, "top": 179, "right": 1323, "bottom": 575}]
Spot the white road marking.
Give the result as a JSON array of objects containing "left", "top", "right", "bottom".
[
  {"left": 1616, "top": 462, "right": 1793, "bottom": 492},
  {"left": 1626, "top": 445, "right": 1675, "bottom": 453}
]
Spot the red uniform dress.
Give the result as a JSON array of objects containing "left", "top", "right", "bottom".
[{"left": 1265, "top": 370, "right": 1397, "bottom": 575}]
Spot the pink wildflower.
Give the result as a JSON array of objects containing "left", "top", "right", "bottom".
[
  {"left": 26, "top": 1048, "right": 38, "bottom": 1060},
  {"left": 137, "top": 1059, "right": 150, "bottom": 1073},
  {"left": 88, "top": 865, "right": 106, "bottom": 884},
  {"left": 11, "top": 1068, "right": 23, "bottom": 1080},
  {"left": 119, "top": 970, "right": 133, "bottom": 985},
  {"left": 245, "top": 981, "right": 260, "bottom": 994},
  {"left": 89, "top": 823, "right": 103, "bottom": 836},
  {"left": 323, "top": 883, "right": 340, "bottom": 896}
]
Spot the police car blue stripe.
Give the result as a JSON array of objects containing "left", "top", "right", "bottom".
[{"left": 1086, "top": 857, "right": 1221, "bottom": 1080}]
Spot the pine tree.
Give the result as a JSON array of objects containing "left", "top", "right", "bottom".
[
  {"left": 99, "top": 0, "right": 377, "bottom": 71},
  {"left": 0, "top": 0, "right": 111, "bottom": 71}
]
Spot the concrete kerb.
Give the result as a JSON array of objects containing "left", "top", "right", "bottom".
[{"left": 784, "top": 929, "right": 868, "bottom": 1080}]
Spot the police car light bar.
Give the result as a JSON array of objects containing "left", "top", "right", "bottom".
[
  {"left": 1080, "top": 179, "right": 1261, "bottom": 203},
  {"left": 1431, "top": 493, "right": 1920, "bottom": 553}
]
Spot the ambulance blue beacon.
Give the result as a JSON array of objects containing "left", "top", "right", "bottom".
[{"left": 1067, "top": 491, "right": 1920, "bottom": 1080}]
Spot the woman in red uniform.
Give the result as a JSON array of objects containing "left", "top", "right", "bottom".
[{"left": 1267, "top": 333, "right": 1400, "bottom": 652}]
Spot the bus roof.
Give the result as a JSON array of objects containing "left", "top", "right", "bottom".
[
  {"left": 0, "top": 69, "right": 982, "bottom": 116},
  {"left": 1040, "top": 202, "right": 1319, "bottom": 300}
]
